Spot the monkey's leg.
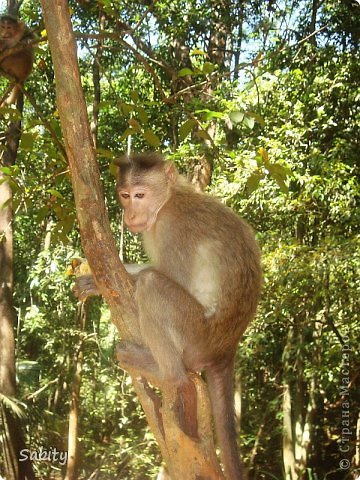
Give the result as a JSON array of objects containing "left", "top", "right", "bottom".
[
  {"left": 134, "top": 268, "right": 205, "bottom": 385},
  {"left": 116, "top": 340, "right": 199, "bottom": 438},
  {"left": 120, "top": 268, "right": 204, "bottom": 437},
  {"left": 116, "top": 340, "right": 159, "bottom": 380}
]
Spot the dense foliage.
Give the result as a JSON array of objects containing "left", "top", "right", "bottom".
[{"left": 0, "top": 0, "right": 359, "bottom": 479}]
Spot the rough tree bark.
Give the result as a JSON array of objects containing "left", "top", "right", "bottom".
[
  {"left": 64, "top": 303, "right": 87, "bottom": 480},
  {"left": 0, "top": 99, "right": 35, "bottom": 479},
  {"left": 40, "top": 1, "right": 225, "bottom": 478}
]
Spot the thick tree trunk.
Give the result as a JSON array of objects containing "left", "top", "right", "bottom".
[
  {"left": 90, "top": 11, "right": 106, "bottom": 149},
  {"left": 282, "top": 382, "right": 297, "bottom": 480},
  {"left": 40, "top": 2, "right": 224, "bottom": 478},
  {"left": 0, "top": 97, "right": 35, "bottom": 480},
  {"left": 64, "top": 303, "right": 87, "bottom": 480}
]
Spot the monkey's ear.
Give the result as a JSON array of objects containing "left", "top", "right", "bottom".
[{"left": 164, "top": 161, "right": 178, "bottom": 185}]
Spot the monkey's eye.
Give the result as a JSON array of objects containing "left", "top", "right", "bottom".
[
  {"left": 120, "top": 193, "right": 130, "bottom": 199},
  {"left": 135, "top": 193, "right": 145, "bottom": 199}
]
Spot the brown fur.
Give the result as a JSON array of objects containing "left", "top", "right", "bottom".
[
  {"left": 0, "top": 15, "right": 34, "bottom": 105},
  {"left": 76, "top": 153, "right": 262, "bottom": 479}
]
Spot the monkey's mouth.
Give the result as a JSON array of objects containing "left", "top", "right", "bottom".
[{"left": 126, "top": 223, "right": 148, "bottom": 233}]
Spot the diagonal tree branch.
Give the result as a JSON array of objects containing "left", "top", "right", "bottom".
[{"left": 40, "top": 1, "right": 224, "bottom": 479}]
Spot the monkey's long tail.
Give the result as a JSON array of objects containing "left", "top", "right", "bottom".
[{"left": 206, "top": 361, "right": 244, "bottom": 480}]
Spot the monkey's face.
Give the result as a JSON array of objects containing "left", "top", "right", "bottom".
[
  {"left": 117, "top": 160, "right": 177, "bottom": 233},
  {"left": 0, "top": 20, "right": 17, "bottom": 39},
  {"left": 118, "top": 169, "right": 171, "bottom": 233},
  {"left": 118, "top": 185, "right": 168, "bottom": 233}
]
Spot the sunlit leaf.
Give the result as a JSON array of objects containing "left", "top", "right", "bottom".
[
  {"left": 130, "top": 90, "right": 139, "bottom": 103},
  {"left": 178, "top": 68, "right": 194, "bottom": 77},
  {"left": 135, "top": 106, "right": 149, "bottom": 124},
  {"left": 271, "top": 173, "right": 289, "bottom": 193},
  {"left": 268, "top": 163, "right": 291, "bottom": 179},
  {"left": 243, "top": 115, "right": 255, "bottom": 129},
  {"left": 196, "top": 130, "right": 212, "bottom": 141},
  {"left": 202, "top": 62, "right": 216, "bottom": 74},
  {"left": 120, "top": 127, "right": 137, "bottom": 141},
  {"left": 0, "top": 166, "right": 13, "bottom": 175},
  {"left": 191, "top": 49, "right": 207, "bottom": 56},
  {"left": 96, "top": 148, "right": 115, "bottom": 159},
  {"left": 128, "top": 118, "right": 142, "bottom": 131},
  {"left": 229, "top": 111, "right": 244, "bottom": 124},
  {"left": 246, "top": 172, "right": 264, "bottom": 193},
  {"left": 179, "top": 119, "right": 197, "bottom": 141},
  {"left": 143, "top": 129, "right": 161, "bottom": 147},
  {"left": 119, "top": 102, "right": 134, "bottom": 115},
  {"left": 258, "top": 147, "right": 269, "bottom": 164},
  {"left": 47, "top": 189, "right": 64, "bottom": 200},
  {"left": 247, "top": 112, "right": 265, "bottom": 127},
  {"left": 20, "top": 133, "right": 35, "bottom": 151}
]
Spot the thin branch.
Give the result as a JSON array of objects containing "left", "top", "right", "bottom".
[
  {"left": 129, "top": 0, "right": 160, "bottom": 34},
  {"left": 26, "top": 378, "right": 58, "bottom": 400},
  {"left": 20, "top": 84, "right": 68, "bottom": 160}
]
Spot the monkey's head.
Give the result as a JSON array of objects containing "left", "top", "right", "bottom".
[
  {"left": 0, "top": 15, "right": 22, "bottom": 39},
  {"left": 116, "top": 153, "right": 178, "bottom": 233}
]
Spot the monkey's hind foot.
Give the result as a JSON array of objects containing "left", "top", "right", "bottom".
[{"left": 116, "top": 341, "right": 158, "bottom": 376}]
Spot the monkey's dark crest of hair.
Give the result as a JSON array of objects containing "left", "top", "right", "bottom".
[
  {"left": 117, "top": 152, "right": 165, "bottom": 187},
  {"left": 0, "top": 15, "right": 19, "bottom": 24}
]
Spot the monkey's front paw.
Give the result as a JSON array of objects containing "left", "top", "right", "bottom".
[
  {"left": 115, "top": 341, "right": 134, "bottom": 366},
  {"left": 72, "top": 275, "right": 99, "bottom": 301}
]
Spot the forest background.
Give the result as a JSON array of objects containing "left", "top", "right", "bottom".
[{"left": 0, "top": 0, "right": 359, "bottom": 479}]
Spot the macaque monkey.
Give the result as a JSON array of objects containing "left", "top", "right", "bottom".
[
  {"left": 0, "top": 15, "right": 34, "bottom": 105},
  {"left": 74, "top": 153, "right": 262, "bottom": 480}
]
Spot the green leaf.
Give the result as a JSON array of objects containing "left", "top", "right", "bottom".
[
  {"left": 247, "top": 111, "right": 265, "bottom": 127},
  {"left": 243, "top": 115, "right": 255, "bottom": 129},
  {"left": 229, "top": 111, "right": 244, "bottom": 124},
  {"left": 0, "top": 166, "right": 13, "bottom": 175},
  {"left": 130, "top": 90, "right": 139, "bottom": 103},
  {"left": 271, "top": 173, "right": 289, "bottom": 193},
  {"left": 96, "top": 148, "right": 115, "bottom": 159},
  {"left": 120, "top": 127, "right": 137, "bottom": 141},
  {"left": 268, "top": 163, "right": 291, "bottom": 179},
  {"left": 196, "top": 109, "right": 224, "bottom": 120},
  {"left": 143, "top": 129, "right": 161, "bottom": 148},
  {"left": 128, "top": 118, "right": 142, "bottom": 131},
  {"left": 20, "top": 133, "right": 35, "bottom": 151},
  {"left": 202, "top": 62, "right": 216, "bottom": 74},
  {"left": 196, "top": 130, "right": 212, "bottom": 141},
  {"left": 119, "top": 102, "right": 134, "bottom": 115},
  {"left": 179, "top": 119, "right": 197, "bottom": 141},
  {"left": 258, "top": 147, "right": 270, "bottom": 168},
  {"left": 61, "top": 214, "right": 76, "bottom": 235},
  {"left": 191, "top": 49, "right": 207, "bottom": 56},
  {"left": 135, "top": 106, "right": 149, "bottom": 124},
  {"left": 36, "top": 206, "right": 50, "bottom": 223},
  {"left": 47, "top": 189, "right": 64, "bottom": 200},
  {"left": 178, "top": 68, "right": 194, "bottom": 77},
  {"left": 98, "top": 101, "right": 113, "bottom": 108},
  {"left": 246, "top": 172, "right": 264, "bottom": 193},
  {"left": 0, "top": 106, "right": 22, "bottom": 120},
  {"left": 109, "top": 162, "right": 119, "bottom": 178},
  {"left": 0, "top": 198, "right": 12, "bottom": 210}
]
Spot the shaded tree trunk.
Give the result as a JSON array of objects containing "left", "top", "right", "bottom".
[
  {"left": 90, "top": 11, "right": 106, "bottom": 149},
  {"left": 282, "top": 382, "right": 297, "bottom": 480},
  {"left": 64, "top": 303, "right": 87, "bottom": 480},
  {"left": 0, "top": 95, "right": 35, "bottom": 480},
  {"left": 309, "top": 0, "right": 319, "bottom": 46},
  {"left": 40, "top": 1, "right": 225, "bottom": 478}
]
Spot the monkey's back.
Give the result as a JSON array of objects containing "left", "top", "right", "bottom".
[{"left": 143, "top": 184, "right": 262, "bottom": 355}]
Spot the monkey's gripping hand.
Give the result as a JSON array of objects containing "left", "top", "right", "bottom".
[
  {"left": 67, "top": 258, "right": 101, "bottom": 301},
  {"left": 73, "top": 274, "right": 101, "bottom": 301}
]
